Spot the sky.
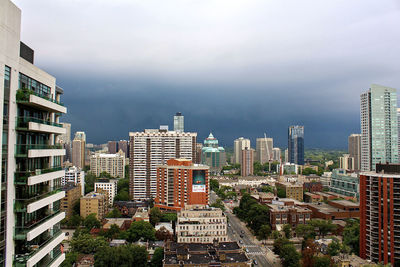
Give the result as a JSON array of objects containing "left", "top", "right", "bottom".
[{"left": 13, "top": 0, "right": 400, "bottom": 148}]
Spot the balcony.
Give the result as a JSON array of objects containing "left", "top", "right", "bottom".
[
  {"left": 16, "top": 89, "right": 67, "bottom": 114},
  {"left": 15, "top": 144, "right": 65, "bottom": 158},
  {"left": 15, "top": 189, "right": 64, "bottom": 213},
  {"left": 16, "top": 117, "right": 66, "bottom": 135},
  {"left": 15, "top": 167, "right": 63, "bottom": 185}
]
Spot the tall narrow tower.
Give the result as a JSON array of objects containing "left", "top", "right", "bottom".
[
  {"left": 174, "top": 112, "right": 184, "bottom": 132},
  {"left": 288, "top": 126, "right": 304, "bottom": 165}
]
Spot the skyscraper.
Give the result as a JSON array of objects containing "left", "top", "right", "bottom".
[
  {"left": 0, "top": 1, "right": 67, "bottom": 264},
  {"left": 107, "top": 140, "right": 118, "bottom": 154},
  {"left": 255, "top": 137, "right": 273, "bottom": 164},
  {"left": 288, "top": 125, "right": 304, "bottom": 165},
  {"left": 174, "top": 112, "right": 184, "bottom": 132},
  {"left": 273, "top": 147, "right": 281, "bottom": 162},
  {"left": 118, "top": 140, "right": 129, "bottom": 157},
  {"left": 233, "top": 137, "right": 251, "bottom": 164},
  {"left": 201, "top": 133, "right": 226, "bottom": 174},
  {"left": 129, "top": 128, "right": 196, "bottom": 200},
  {"left": 348, "top": 134, "right": 361, "bottom": 171},
  {"left": 241, "top": 148, "right": 254, "bottom": 176},
  {"left": 360, "top": 84, "right": 398, "bottom": 171},
  {"left": 72, "top": 131, "right": 86, "bottom": 168}
]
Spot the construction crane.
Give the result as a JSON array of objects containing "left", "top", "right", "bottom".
[{"left": 264, "top": 133, "right": 272, "bottom": 172}]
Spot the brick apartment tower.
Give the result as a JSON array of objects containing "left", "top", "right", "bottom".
[
  {"left": 360, "top": 164, "right": 400, "bottom": 265},
  {"left": 241, "top": 147, "right": 254, "bottom": 176},
  {"left": 155, "top": 159, "right": 209, "bottom": 211}
]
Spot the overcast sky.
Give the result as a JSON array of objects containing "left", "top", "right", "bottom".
[{"left": 13, "top": 0, "right": 400, "bottom": 148}]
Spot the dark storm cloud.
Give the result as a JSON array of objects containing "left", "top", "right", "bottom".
[{"left": 13, "top": 0, "right": 400, "bottom": 148}]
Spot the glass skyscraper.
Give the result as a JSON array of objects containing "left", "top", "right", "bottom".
[
  {"left": 173, "top": 112, "right": 184, "bottom": 132},
  {"left": 360, "top": 84, "right": 398, "bottom": 171},
  {"left": 288, "top": 125, "right": 304, "bottom": 165}
]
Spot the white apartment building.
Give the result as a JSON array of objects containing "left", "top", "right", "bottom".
[
  {"left": 63, "top": 166, "right": 85, "bottom": 196},
  {"left": 0, "top": 0, "right": 67, "bottom": 265},
  {"left": 233, "top": 137, "right": 250, "bottom": 164},
  {"left": 255, "top": 137, "right": 273, "bottom": 164},
  {"left": 129, "top": 128, "right": 197, "bottom": 200},
  {"left": 90, "top": 150, "right": 125, "bottom": 178},
  {"left": 176, "top": 205, "right": 228, "bottom": 243},
  {"left": 273, "top": 147, "right": 281, "bottom": 162},
  {"left": 94, "top": 179, "right": 118, "bottom": 205}
]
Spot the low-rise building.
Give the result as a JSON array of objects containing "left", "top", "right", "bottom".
[
  {"left": 329, "top": 169, "right": 359, "bottom": 200},
  {"left": 61, "top": 184, "right": 81, "bottom": 219},
  {"left": 303, "top": 181, "right": 323, "bottom": 193},
  {"left": 267, "top": 202, "right": 312, "bottom": 230},
  {"left": 163, "top": 241, "right": 252, "bottom": 266},
  {"left": 276, "top": 181, "right": 303, "bottom": 201},
  {"left": 113, "top": 200, "right": 149, "bottom": 217},
  {"left": 304, "top": 200, "right": 359, "bottom": 220},
  {"left": 320, "top": 172, "right": 332, "bottom": 188},
  {"left": 132, "top": 207, "right": 150, "bottom": 222},
  {"left": 63, "top": 166, "right": 85, "bottom": 196},
  {"left": 80, "top": 191, "right": 108, "bottom": 220},
  {"left": 94, "top": 178, "right": 118, "bottom": 205},
  {"left": 90, "top": 150, "right": 125, "bottom": 178},
  {"left": 332, "top": 254, "right": 378, "bottom": 267},
  {"left": 176, "top": 205, "right": 228, "bottom": 243},
  {"left": 304, "top": 192, "right": 322, "bottom": 203}
]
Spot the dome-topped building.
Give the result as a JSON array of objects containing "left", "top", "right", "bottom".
[{"left": 202, "top": 133, "right": 226, "bottom": 174}]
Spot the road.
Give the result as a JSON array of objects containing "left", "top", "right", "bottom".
[{"left": 210, "top": 192, "right": 277, "bottom": 266}]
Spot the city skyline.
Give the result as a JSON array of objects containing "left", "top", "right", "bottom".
[{"left": 11, "top": 0, "right": 400, "bottom": 148}]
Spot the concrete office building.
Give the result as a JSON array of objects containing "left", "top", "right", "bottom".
[
  {"left": 90, "top": 150, "right": 125, "bottom": 178},
  {"left": 348, "top": 134, "right": 361, "bottom": 171},
  {"left": 155, "top": 159, "right": 209, "bottom": 211},
  {"left": 173, "top": 112, "right": 184, "bottom": 132},
  {"left": 361, "top": 84, "right": 398, "bottom": 171},
  {"left": 129, "top": 128, "right": 197, "bottom": 200},
  {"left": 107, "top": 140, "right": 118, "bottom": 154},
  {"left": 241, "top": 148, "right": 254, "bottom": 177},
  {"left": 255, "top": 137, "right": 273, "bottom": 164},
  {"left": 176, "top": 205, "right": 228, "bottom": 243},
  {"left": 339, "top": 154, "right": 355, "bottom": 171},
  {"left": 94, "top": 179, "right": 118, "bottom": 206},
  {"left": 360, "top": 164, "right": 400, "bottom": 265},
  {"left": 273, "top": 147, "right": 281, "bottom": 162},
  {"left": 233, "top": 137, "right": 250, "bottom": 164},
  {"left": 0, "top": 1, "right": 68, "bottom": 265},
  {"left": 72, "top": 131, "right": 86, "bottom": 169},
  {"left": 63, "top": 166, "right": 85, "bottom": 196},
  {"left": 201, "top": 133, "right": 226, "bottom": 174},
  {"left": 80, "top": 191, "right": 108, "bottom": 220},
  {"left": 288, "top": 125, "right": 304, "bottom": 165}
]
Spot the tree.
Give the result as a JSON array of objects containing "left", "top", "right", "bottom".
[
  {"left": 326, "top": 238, "right": 341, "bottom": 256},
  {"left": 84, "top": 172, "right": 97, "bottom": 194},
  {"left": 70, "top": 233, "right": 108, "bottom": 254},
  {"left": 226, "top": 191, "right": 237, "bottom": 200},
  {"left": 95, "top": 244, "right": 148, "bottom": 267},
  {"left": 246, "top": 204, "right": 270, "bottom": 234},
  {"left": 68, "top": 214, "right": 82, "bottom": 228},
  {"left": 106, "top": 208, "right": 122, "bottom": 218},
  {"left": 155, "top": 226, "right": 173, "bottom": 241},
  {"left": 314, "top": 256, "right": 332, "bottom": 267},
  {"left": 309, "top": 219, "right": 337, "bottom": 238},
  {"left": 301, "top": 239, "right": 318, "bottom": 267},
  {"left": 253, "top": 161, "right": 263, "bottom": 175},
  {"left": 150, "top": 207, "right": 163, "bottom": 225},
  {"left": 61, "top": 252, "right": 78, "bottom": 267},
  {"left": 117, "top": 178, "right": 129, "bottom": 193},
  {"left": 295, "top": 224, "right": 315, "bottom": 239},
  {"left": 273, "top": 237, "right": 291, "bottom": 255},
  {"left": 72, "top": 199, "right": 80, "bottom": 215},
  {"left": 282, "top": 224, "right": 292, "bottom": 239},
  {"left": 210, "top": 178, "right": 220, "bottom": 192},
  {"left": 280, "top": 243, "right": 301, "bottom": 267},
  {"left": 210, "top": 198, "right": 225, "bottom": 211},
  {"left": 114, "top": 189, "right": 130, "bottom": 201},
  {"left": 127, "top": 220, "right": 156, "bottom": 242},
  {"left": 257, "top": 224, "right": 271, "bottom": 240},
  {"left": 83, "top": 213, "right": 101, "bottom": 230},
  {"left": 151, "top": 247, "right": 164, "bottom": 267},
  {"left": 98, "top": 171, "right": 112, "bottom": 178},
  {"left": 161, "top": 213, "right": 177, "bottom": 222},
  {"left": 343, "top": 219, "right": 360, "bottom": 255},
  {"left": 105, "top": 224, "right": 121, "bottom": 240},
  {"left": 261, "top": 185, "right": 274, "bottom": 194},
  {"left": 272, "top": 230, "right": 281, "bottom": 240},
  {"left": 277, "top": 187, "right": 286, "bottom": 198}
]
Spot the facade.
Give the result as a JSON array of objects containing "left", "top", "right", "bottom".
[
  {"left": 268, "top": 203, "right": 312, "bottom": 230},
  {"left": 80, "top": 191, "right": 108, "bottom": 220},
  {"left": 339, "top": 154, "right": 355, "bottom": 171},
  {"left": 57, "top": 122, "right": 71, "bottom": 144},
  {"left": 288, "top": 125, "right": 304, "bottom": 165},
  {"left": 276, "top": 182, "right": 303, "bottom": 201},
  {"left": 273, "top": 147, "right": 281, "bottom": 162},
  {"left": 176, "top": 205, "right": 228, "bottom": 243},
  {"left": 129, "top": 128, "right": 197, "bottom": 200},
  {"left": 360, "top": 84, "right": 398, "bottom": 171},
  {"left": 305, "top": 200, "right": 359, "bottom": 220},
  {"left": 118, "top": 140, "right": 129, "bottom": 158},
  {"left": 90, "top": 150, "right": 125, "bottom": 178},
  {"left": 107, "top": 140, "right": 118, "bottom": 154},
  {"left": 72, "top": 132, "right": 86, "bottom": 169},
  {"left": 255, "top": 137, "right": 273, "bottom": 164},
  {"left": 321, "top": 172, "right": 332, "bottom": 188},
  {"left": 155, "top": 159, "right": 209, "bottom": 211},
  {"left": 63, "top": 166, "right": 85, "bottom": 196},
  {"left": 173, "top": 112, "right": 184, "bottom": 132},
  {"left": 303, "top": 181, "right": 323, "bottom": 193},
  {"left": 201, "top": 133, "right": 226, "bottom": 174},
  {"left": 61, "top": 184, "right": 81, "bottom": 219},
  {"left": 329, "top": 169, "right": 359, "bottom": 199},
  {"left": 240, "top": 148, "right": 254, "bottom": 177},
  {"left": 233, "top": 137, "right": 250, "bottom": 164},
  {"left": 348, "top": 134, "right": 361, "bottom": 171},
  {"left": 94, "top": 178, "right": 118, "bottom": 206},
  {"left": 284, "top": 148, "right": 289, "bottom": 163},
  {"left": 195, "top": 143, "right": 202, "bottom": 164},
  {"left": 359, "top": 164, "right": 400, "bottom": 265},
  {"left": 0, "top": 1, "right": 68, "bottom": 265}
]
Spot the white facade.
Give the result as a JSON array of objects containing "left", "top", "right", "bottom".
[
  {"left": 255, "top": 137, "right": 273, "bottom": 164},
  {"left": 173, "top": 112, "right": 184, "bottom": 132},
  {"left": 0, "top": 0, "right": 67, "bottom": 265},
  {"left": 63, "top": 166, "right": 85, "bottom": 196},
  {"left": 129, "top": 129, "right": 196, "bottom": 200},
  {"left": 233, "top": 137, "right": 250, "bottom": 164},
  {"left": 273, "top": 147, "right": 281, "bottom": 162},
  {"left": 90, "top": 150, "right": 125, "bottom": 178},
  {"left": 94, "top": 179, "right": 118, "bottom": 205}
]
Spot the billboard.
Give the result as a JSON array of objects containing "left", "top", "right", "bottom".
[{"left": 192, "top": 170, "right": 206, "bottom": 192}]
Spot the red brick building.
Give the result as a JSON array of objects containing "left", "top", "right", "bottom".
[
  {"left": 155, "top": 159, "right": 209, "bottom": 211},
  {"left": 303, "top": 181, "right": 323, "bottom": 193}
]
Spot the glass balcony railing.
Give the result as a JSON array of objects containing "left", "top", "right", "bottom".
[
  {"left": 16, "top": 117, "right": 63, "bottom": 129},
  {"left": 16, "top": 89, "right": 64, "bottom": 106},
  {"left": 14, "top": 166, "right": 63, "bottom": 184},
  {"left": 14, "top": 188, "right": 62, "bottom": 212},
  {"left": 33, "top": 246, "right": 62, "bottom": 267},
  {"left": 14, "top": 210, "right": 62, "bottom": 240},
  {"left": 15, "top": 144, "right": 63, "bottom": 157},
  {"left": 14, "top": 228, "right": 62, "bottom": 266}
]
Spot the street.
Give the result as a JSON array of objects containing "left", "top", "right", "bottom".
[{"left": 210, "top": 192, "right": 278, "bottom": 266}]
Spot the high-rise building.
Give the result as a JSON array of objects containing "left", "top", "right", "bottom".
[
  {"left": 90, "top": 150, "right": 125, "bottom": 178},
  {"left": 284, "top": 148, "right": 289, "bottom": 163},
  {"left": 118, "top": 140, "right": 129, "bottom": 158},
  {"left": 0, "top": 1, "right": 68, "bottom": 264},
  {"left": 361, "top": 84, "right": 398, "bottom": 171},
  {"left": 348, "top": 134, "right": 361, "bottom": 171},
  {"left": 155, "top": 159, "right": 209, "bottom": 211},
  {"left": 360, "top": 163, "right": 400, "bottom": 265},
  {"left": 195, "top": 143, "right": 203, "bottom": 164},
  {"left": 255, "top": 137, "right": 273, "bottom": 164},
  {"left": 398, "top": 108, "right": 400, "bottom": 163},
  {"left": 94, "top": 178, "right": 118, "bottom": 206},
  {"left": 201, "top": 133, "right": 226, "bottom": 174},
  {"left": 107, "top": 140, "right": 118, "bottom": 154},
  {"left": 57, "top": 122, "right": 71, "bottom": 144},
  {"left": 63, "top": 166, "right": 85, "bottom": 196},
  {"left": 273, "top": 147, "right": 281, "bottom": 162},
  {"left": 72, "top": 131, "right": 86, "bottom": 169},
  {"left": 288, "top": 125, "right": 304, "bottom": 165},
  {"left": 233, "top": 137, "right": 250, "bottom": 164},
  {"left": 129, "top": 128, "right": 197, "bottom": 200},
  {"left": 241, "top": 148, "right": 254, "bottom": 176},
  {"left": 339, "top": 154, "right": 355, "bottom": 171},
  {"left": 173, "top": 112, "right": 184, "bottom": 132}
]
